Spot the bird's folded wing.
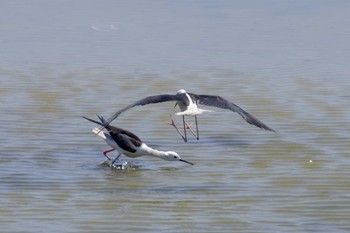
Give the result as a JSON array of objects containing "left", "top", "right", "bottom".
[{"left": 113, "top": 134, "right": 138, "bottom": 153}]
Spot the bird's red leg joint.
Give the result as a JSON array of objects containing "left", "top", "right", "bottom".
[{"left": 103, "top": 148, "right": 115, "bottom": 160}]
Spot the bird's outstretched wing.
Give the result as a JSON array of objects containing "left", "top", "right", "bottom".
[
  {"left": 189, "top": 93, "right": 275, "bottom": 132},
  {"left": 105, "top": 94, "right": 180, "bottom": 125}
]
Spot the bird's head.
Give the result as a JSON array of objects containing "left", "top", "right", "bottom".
[
  {"left": 175, "top": 89, "right": 187, "bottom": 108},
  {"left": 176, "top": 89, "right": 187, "bottom": 95},
  {"left": 165, "top": 151, "right": 194, "bottom": 165}
]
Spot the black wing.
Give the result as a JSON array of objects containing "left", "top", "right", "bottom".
[
  {"left": 82, "top": 116, "right": 103, "bottom": 127},
  {"left": 120, "top": 129, "right": 142, "bottom": 145},
  {"left": 112, "top": 133, "right": 139, "bottom": 153},
  {"left": 83, "top": 115, "right": 144, "bottom": 144},
  {"left": 97, "top": 115, "right": 143, "bottom": 145},
  {"left": 189, "top": 93, "right": 275, "bottom": 132},
  {"left": 105, "top": 94, "right": 180, "bottom": 125}
]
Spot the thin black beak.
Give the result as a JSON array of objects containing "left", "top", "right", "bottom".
[
  {"left": 173, "top": 103, "right": 178, "bottom": 108},
  {"left": 179, "top": 159, "right": 194, "bottom": 165}
]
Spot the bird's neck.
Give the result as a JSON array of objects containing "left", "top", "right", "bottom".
[{"left": 141, "top": 144, "right": 169, "bottom": 160}]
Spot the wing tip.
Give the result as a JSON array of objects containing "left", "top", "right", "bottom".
[
  {"left": 244, "top": 115, "right": 275, "bottom": 132},
  {"left": 261, "top": 125, "right": 276, "bottom": 132}
]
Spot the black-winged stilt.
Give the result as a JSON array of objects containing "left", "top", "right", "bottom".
[
  {"left": 82, "top": 115, "right": 194, "bottom": 165},
  {"left": 103, "top": 89, "right": 275, "bottom": 142}
]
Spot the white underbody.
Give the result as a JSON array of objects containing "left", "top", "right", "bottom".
[
  {"left": 175, "top": 107, "right": 212, "bottom": 116},
  {"left": 175, "top": 92, "right": 212, "bottom": 116}
]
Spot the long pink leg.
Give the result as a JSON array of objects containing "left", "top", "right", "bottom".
[
  {"left": 170, "top": 115, "right": 187, "bottom": 142},
  {"left": 169, "top": 115, "right": 200, "bottom": 142},
  {"left": 103, "top": 148, "right": 115, "bottom": 160},
  {"left": 182, "top": 116, "right": 199, "bottom": 140},
  {"left": 182, "top": 115, "right": 188, "bottom": 142},
  {"left": 195, "top": 115, "right": 199, "bottom": 140},
  {"left": 184, "top": 121, "right": 196, "bottom": 138}
]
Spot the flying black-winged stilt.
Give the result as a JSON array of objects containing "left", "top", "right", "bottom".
[
  {"left": 82, "top": 115, "right": 194, "bottom": 165},
  {"left": 103, "top": 89, "right": 275, "bottom": 142}
]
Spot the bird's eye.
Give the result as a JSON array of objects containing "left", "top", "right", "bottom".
[{"left": 174, "top": 156, "right": 177, "bottom": 159}]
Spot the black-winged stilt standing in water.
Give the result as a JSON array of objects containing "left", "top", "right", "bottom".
[
  {"left": 82, "top": 115, "right": 194, "bottom": 165},
  {"left": 102, "top": 89, "right": 275, "bottom": 142}
]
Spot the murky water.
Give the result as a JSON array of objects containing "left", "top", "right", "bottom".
[{"left": 1, "top": 1, "right": 350, "bottom": 232}]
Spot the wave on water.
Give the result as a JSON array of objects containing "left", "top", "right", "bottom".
[{"left": 90, "top": 24, "right": 118, "bottom": 32}]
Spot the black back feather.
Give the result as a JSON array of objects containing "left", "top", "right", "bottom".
[{"left": 82, "top": 115, "right": 143, "bottom": 151}]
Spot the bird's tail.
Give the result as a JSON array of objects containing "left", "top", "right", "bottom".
[{"left": 92, "top": 127, "right": 107, "bottom": 139}]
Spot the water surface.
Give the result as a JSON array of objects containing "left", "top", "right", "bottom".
[{"left": 1, "top": 1, "right": 350, "bottom": 232}]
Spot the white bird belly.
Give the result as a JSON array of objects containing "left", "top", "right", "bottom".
[{"left": 175, "top": 107, "right": 212, "bottom": 116}]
